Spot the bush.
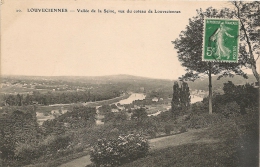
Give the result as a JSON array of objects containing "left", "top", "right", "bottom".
[
  {"left": 164, "top": 125, "right": 172, "bottom": 135},
  {"left": 13, "top": 134, "right": 71, "bottom": 166},
  {"left": 90, "top": 133, "right": 149, "bottom": 166},
  {"left": 14, "top": 143, "right": 39, "bottom": 165},
  {"left": 179, "top": 126, "right": 187, "bottom": 133},
  {"left": 188, "top": 113, "right": 226, "bottom": 129},
  {"left": 214, "top": 101, "right": 240, "bottom": 118}
]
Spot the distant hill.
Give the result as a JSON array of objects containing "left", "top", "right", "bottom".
[
  {"left": 186, "top": 74, "right": 257, "bottom": 91},
  {"left": 1, "top": 74, "right": 175, "bottom": 95},
  {"left": 2, "top": 74, "right": 256, "bottom": 93},
  {"left": 2, "top": 74, "right": 171, "bottom": 84}
]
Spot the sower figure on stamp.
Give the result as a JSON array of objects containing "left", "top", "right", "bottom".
[{"left": 209, "top": 22, "right": 234, "bottom": 60}]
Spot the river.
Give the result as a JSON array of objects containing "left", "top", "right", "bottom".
[
  {"left": 116, "top": 93, "right": 146, "bottom": 105},
  {"left": 148, "top": 95, "right": 203, "bottom": 117},
  {"left": 190, "top": 95, "right": 203, "bottom": 104},
  {"left": 36, "top": 93, "right": 202, "bottom": 125},
  {"left": 36, "top": 93, "right": 146, "bottom": 125}
]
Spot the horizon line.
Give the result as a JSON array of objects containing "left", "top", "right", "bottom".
[{"left": 1, "top": 74, "right": 178, "bottom": 81}]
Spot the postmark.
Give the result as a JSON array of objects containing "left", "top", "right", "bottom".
[{"left": 203, "top": 18, "right": 239, "bottom": 62}]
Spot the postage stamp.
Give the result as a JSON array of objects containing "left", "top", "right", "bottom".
[{"left": 203, "top": 18, "right": 239, "bottom": 62}]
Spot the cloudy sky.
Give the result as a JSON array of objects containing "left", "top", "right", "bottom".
[{"left": 2, "top": 0, "right": 236, "bottom": 79}]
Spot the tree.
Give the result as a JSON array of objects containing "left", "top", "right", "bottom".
[
  {"left": 16, "top": 94, "right": 23, "bottom": 106},
  {"left": 223, "top": 81, "right": 258, "bottom": 114},
  {"left": 180, "top": 82, "right": 191, "bottom": 110},
  {"left": 98, "top": 105, "right": 112, "bottom": 114},
  {"left": 171, "top": 81, "right": 191, "bottom": 117},
  {"left": 23, "top": 94, "right": 32, "bottom": 105},
  {"left": 172, "top": 7, "right": 247, "bottom": 114},
  {"left": 104, "top": 111, "right": 128, "bottom": 124},
  {"left": 0, "top": 106, "right": 40, "bottom": 163},
  {"left": 171, "top": 82, "right": 180, "bottom": 117},
  {"left": 131, "top": 108, "right": 147, "bottom": 121},
  {"left": 232, "top": 1, "right": 260, "bottom": 82}
]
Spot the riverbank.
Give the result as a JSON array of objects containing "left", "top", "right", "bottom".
[
  {"left": 83, "top": 93, "right": 131, "bottom": 107},
  {"left": 36, "top": 93, "right": 132, "bottom": 125}
]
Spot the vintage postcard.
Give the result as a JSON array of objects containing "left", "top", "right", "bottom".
[{"left": 1, "top": 1, "right": 259, "bottom": 167}]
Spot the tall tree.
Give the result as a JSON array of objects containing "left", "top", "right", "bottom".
[
  {"left": 171, "top": 81, "right": 190, "bottom": 117},
  {"left": 232, "top": 1, "right": 260, "bottom": 82},
  {"left": 171, "top": 81, "right": 180, "bottom": 117},
  {"left": 180, "top": 82, "right": 191, "bottom": 110},
  {"left": 172, "top": 7, "right": 247, "bottom": 114},
  {"left": 16, "top": 94, "right": 23, "bottom": 106}
]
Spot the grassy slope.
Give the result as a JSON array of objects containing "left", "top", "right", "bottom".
[
  {"left": 24, "top": 151, "right": 89, "bottom": 167},
  {"left": 37, "top": 108, "right": 258, "bottom": 167},
  {"left": 122, "top": 109, "right": 259, "bottom": 167}
]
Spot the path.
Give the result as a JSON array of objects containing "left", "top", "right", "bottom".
[
  {"left": 149, "top": 128, "right": 218, "bottom": 150},
  {"left": 58, "top": 155, "right": 91, "bottom": 167},
  {"left": 58, "top": 128, "right": 218, "bottom": 167}
]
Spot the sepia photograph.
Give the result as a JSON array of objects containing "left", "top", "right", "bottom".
[{"left": 1, "top": 0, "right": 259, "bottom": 166}]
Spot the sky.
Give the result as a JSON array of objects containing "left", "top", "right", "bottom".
[{"left": 1, "top": 0, "right": 242, "bottom": 80}]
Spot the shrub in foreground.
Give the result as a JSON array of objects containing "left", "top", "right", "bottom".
[
  {"left": 14, "top": 134, "right": 71, "bottom": 166},
  {"left": 90, "top": 133, "right": 149, "bottom": 166}
]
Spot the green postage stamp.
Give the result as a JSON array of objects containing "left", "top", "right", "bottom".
[{"left": 203, "top": 18, "right": 239, "bottom": 62}]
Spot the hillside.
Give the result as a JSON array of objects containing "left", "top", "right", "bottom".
[{"left": 187, "top": 74, "right": 257, "bottom": 91}]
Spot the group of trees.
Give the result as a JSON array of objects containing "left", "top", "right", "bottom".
[
  {"left": 172, "top": 1, "right": 259, "bottom": 114},
  {"left": 1, "top": 87, "right": 122, "bottom": 106},
  {"left": 171, "top": 82, "right": 191, "bottom": 116},
  {"left": 0, "top": 105, "right": 97, "bottom": 166},
  {"left": 222, "top": 81, "right": 258, "bottom": 114},
  {"left": 102, "top": 107, "right": 160, "bottom": 137},
  {"left": 0, "top": 106, "right": 40, "bottom": 162},
  {"left": 42, "top": 106, "right": 96, "bottom": 135}
]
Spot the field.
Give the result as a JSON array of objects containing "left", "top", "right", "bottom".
[{"left": 1, "top": 86, "right": 36, "bottom": 94}]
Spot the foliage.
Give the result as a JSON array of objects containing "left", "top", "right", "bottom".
[
  {"left": 157, "top": 110, "right": 172, "bottom": 122},
  {"left": 171, "top": 82, "right": 180, "bottom": 115},
  {"left": 186, "top": 74, "right": 256, "bottom": 92},
  {"left": 172, "top": 7, "right": 249, "bottom": 114},
  {"left": 223, "top": 81, "right": 259, "bottom": 114},
  {"left": 232, "top": 1, "right": 260, "bottom": 82},
  {"left": 188, "top": 113, "right": 225, "bottom": 129},
  {"left": 213, "top": 101, "right": 240, "bottom": 119},
  {"left": 90, "top": 133, "right": 149, "bottom": 166},
  {"left": 171, "top": 81, "right": 190, "bottom": 116},
  {"left": 172, "top": 7, "right": 247, "bottom": 81},
  {"left": 42, "top": 106, "right": 96, "bottom": 135},
  {"left": 1, "top": 85, "right": 122, "bottom": 106},
  {"left": 104, "top": 111, "right": 128, "bottom": 124},
  {"left": 0, "top": 106, "right": 40, "bottom": 163},
  {"left": 121, "top": 107, "right": 259, "bottom": 167},
  {"left": 98, "top": 105, "right": 112, "bottom": 114},
  {"left": 180, "top": 82, "right": 191, "bottom": 110},
  {"left": 164, "top": 125, "right": 173, "bottom": 135},
  {"left": 131, "top": 108, "right": 148, "bottom": 121},
  {"left": 13, "top": 134, "right": 71, "bottom": 166},
  {"left": 198, "top": 81, "right": 257, "bottom": 116},
  {"left": 190, "top": 101, "right": 208, "bottom": 114}
]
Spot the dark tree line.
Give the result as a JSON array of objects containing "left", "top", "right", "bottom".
[{"left": 1, "top": 87, "right": 122, "bottom": 106}]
